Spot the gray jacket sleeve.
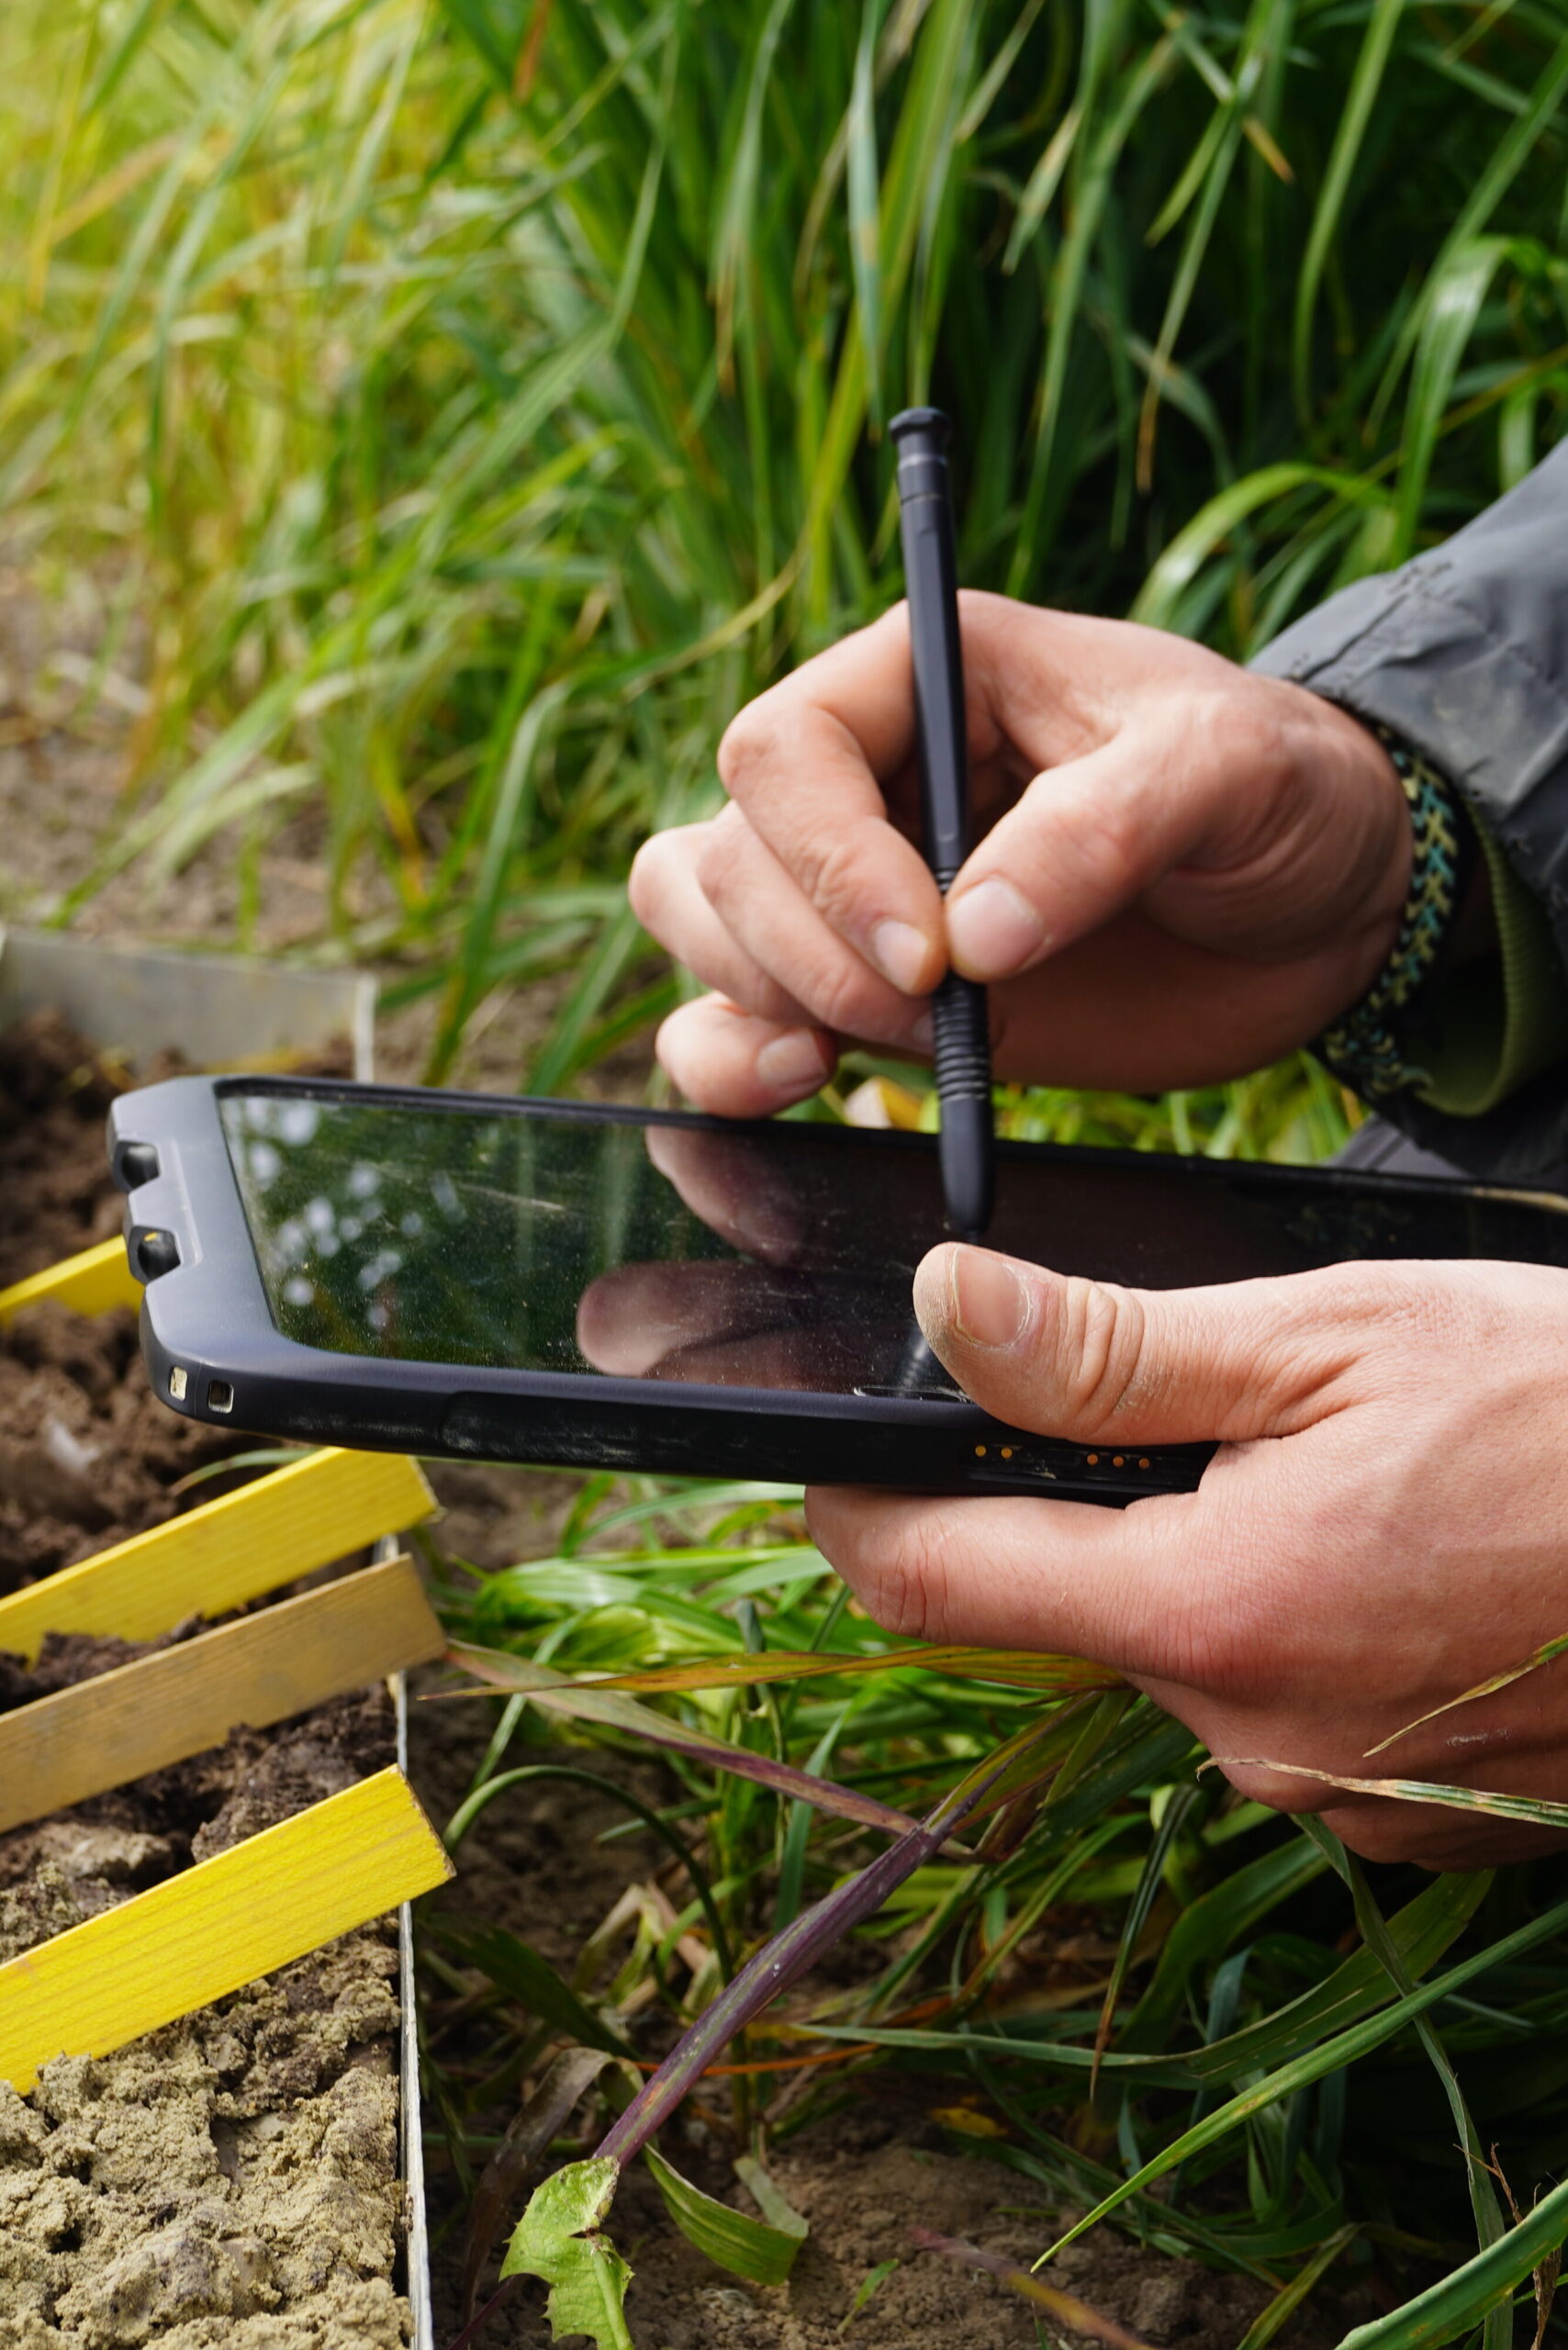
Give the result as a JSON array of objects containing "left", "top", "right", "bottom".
[{"left": 1250, "top": 441, "right": 1568, "bottom": 1181}]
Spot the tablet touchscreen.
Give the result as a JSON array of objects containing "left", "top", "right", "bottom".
[{"left": 215, "top": 1088, "right": 1568, "bottom": 1400}]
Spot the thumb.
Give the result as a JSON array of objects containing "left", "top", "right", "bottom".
[{"left": 913, "top": 1244, "right": 1369, "bottom": 1445}]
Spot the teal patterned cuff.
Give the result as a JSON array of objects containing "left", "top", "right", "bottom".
[{"left": 1316, "top": 733, "right": 1476, "bottom": 1102}]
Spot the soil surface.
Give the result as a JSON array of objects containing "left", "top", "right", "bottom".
[
  {"left": 0, "top": 1649, "right": 410, "bottom": 2348},
  {"left": 0, "top": 1007, "right": 185, "bottom": 1283},
  {"left": 0, "top": 1299, "right": 243, "bottom": 1592},
  {"left": 409, "top": 1697, "right": 1350, "bottom": 2350}
]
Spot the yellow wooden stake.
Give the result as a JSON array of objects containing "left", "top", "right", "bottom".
[
  {"left": 0, "top": 1767, "right": 453, "bottom": 2094},
  {"left": 0, "top": 1555, "right": 444, "bottom": 1836},
  {"left": 0, "top": 1447, "right": 436, "bottom": 1663},
  {"left": 0, "top": 1237, "right": 142, "bottom": 1326}
]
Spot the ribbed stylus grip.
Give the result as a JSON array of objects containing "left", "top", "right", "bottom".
[{"left": 932, "top": 971, "right": 991, "bottom": 1101}]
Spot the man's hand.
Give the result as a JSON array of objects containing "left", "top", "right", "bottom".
[
  {"left": 806, "top": 1244, "right": 1568, "bottom": 1868},
  {"left": 631, "top": 594, "right": 1410, "bottom": 1114}
]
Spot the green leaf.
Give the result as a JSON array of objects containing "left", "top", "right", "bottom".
[
  {"left": 1130, "top": 464, "right": 1388, "bottom": 633},
  {"left": 579, "top": 1645, "right": 1122, "bottom": 1696},
  {"left": 840, "top": 2258, "right": 900, "bottom": 2331},
  {"left": 1336, "top": 2174, "right": 1568, "bottom": 2350},
  {"left": 1210, "top": 1757, "right": 1568, "bottom": 1832},
  {"left": 846, "top": 0, "right": 884, "bottom": 424},
  {"left": 500, "top": 2155, "right": 633, "bottom": 2350},
  {"left": 1291, "top": 0, "right": 1405, "bottom": 415},
  {"left": 734, "top": 2154, "right": 811, "bottom": 2242},
  {"left": 1314, "top": 1828, "right": 1509, "bottom": 2350},
  {"left": 645, "top": 2145, "right": 807, "bottom": 2286},
  {"left": 1392, "top": 236, "right": 1516, "bottom": 561},
  {"left": 429, "top": 1917, "right": 635, "bottom": 2060},
  {"left": 1035, "top": 1890, "right": 1568, "bottom": 2266},
  {"left": 463, "top": 2047, "right": 620, "bottom": 2322},
  {"left": 1119, "top": 1833, "right": 1327, "bottom": 2052}
]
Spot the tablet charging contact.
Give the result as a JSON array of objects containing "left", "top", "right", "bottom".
[{"left": 969, "top": 1442, "right": 1058, "bottom": 1484}]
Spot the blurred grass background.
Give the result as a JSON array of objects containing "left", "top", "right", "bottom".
[{"left": 3, "top": 0, "right": 1565, "bottom": 1120}]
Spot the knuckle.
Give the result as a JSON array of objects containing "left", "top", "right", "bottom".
[
  {"left": 801, "top": 955, "right": 876, "bottom": 1039},
  {"left": 1038, "top": 792, "right": 1142, "bottom": 905},
  {"left": 1201, "top": 686, "right": 1288, "bottom": 782},
  {"left": 857, "top": 1515, "right": 952, "bottom": 1644},
  {"left": 809, "top": 830, "right": 874, "bottom": 928},
  {"left": 716, "top": 699, "right": 779, "bottom": 800},
  {"left": 1056, "top": 1277, "right": 1150, "bottom": 1430},
  {"left": 693, "top": 807, "right": 755, "bottom": 902}
]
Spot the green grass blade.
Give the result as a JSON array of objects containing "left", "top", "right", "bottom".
[
  {"left": 1032, "top": 1892, "right": 1568, "bottom": 2265},
  {"left": 846, "top": 0, "right": 884, "bottom": 426},
  {"left": 1336, "top": 2176, "right": 1568, "bottom": 2350},
  {"left": 1210, "top": 1757, "right": 1568, "bottom": 1832},
  {"left": 1291, "top": 0, "right": 1405, "bottom": 420}
]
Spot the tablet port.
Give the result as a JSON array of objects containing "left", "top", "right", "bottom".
[
  {"left": 971, "top": 1456, "right": 1057, "bottom": 1485},
  {"left": 207, "top": 1380, "right": 235, "bottom": 1415}
]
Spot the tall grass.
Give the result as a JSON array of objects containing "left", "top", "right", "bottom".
[{"left": 3, "top": 0, "right": 1566, "bottom": 1093}]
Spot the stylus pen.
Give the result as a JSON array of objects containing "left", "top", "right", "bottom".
[{"left": 889, "top": 406, "right": 994, "bottom": 1241}]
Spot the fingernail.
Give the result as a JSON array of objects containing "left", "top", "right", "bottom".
[
  {"left": 756, "top": 1026, "right": 832, "bottom": 1096},
  {"left": 869, "top": 917, "right": 931, "bottom": 995},
  {"left": 903, "top": 1008, "right": 935, "bottom": 1054},
  {"left": 949, "top": 1248, "right": 1030, "bottom": 1348},
  {"left": 947, "top": 877, "right": 1046, "bottom": 979}
]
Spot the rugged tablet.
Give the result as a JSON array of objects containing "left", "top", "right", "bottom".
[{"left": 107, "top": 1077, "right": 1568, "bottom": 1504}]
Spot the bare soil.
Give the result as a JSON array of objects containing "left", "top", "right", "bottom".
[
  {"left": 0, "top": 1639, "right": 411, "bottom": 2349},
  {"left": 0, "top": 1299, "right": 244, "bottom": 1591}
]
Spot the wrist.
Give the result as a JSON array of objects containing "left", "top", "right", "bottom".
[{"left": 1295, "top": 693, "right": 1411, "bottom": 1005}]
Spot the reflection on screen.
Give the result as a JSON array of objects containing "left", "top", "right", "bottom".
[{"left": 219, "top": 1090, "right": 1568, "bottom": 1393}]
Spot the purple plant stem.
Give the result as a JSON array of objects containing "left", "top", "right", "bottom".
[{"left": 595, "top": 1719, "right": 1052, "bottom": 2167}]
